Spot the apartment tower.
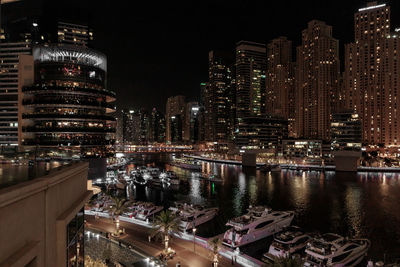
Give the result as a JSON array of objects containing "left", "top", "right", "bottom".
[
  {"left": 296, "top": 20, "right": 340, "bottom": 140},
  {"left": 235, "top": 41, "right": 266, "bottom": 123},
  {"left": 266, "top": 36, "right": 295, "bottom": 136},
  {"left": 344, "top": 2, "right": 399, "bottom": 146}
]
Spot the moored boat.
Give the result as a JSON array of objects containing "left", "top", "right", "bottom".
[
  {"left": 169, "top": 202, "right": 218, "bottom": 231},
  {"left": 223, "top": 206, "right": 294, "bottom": 248},
  {"left": 135, "top": 203, "right": 163, "bottom": 221},
  {"left": 304, "top": 233, "right": 370, "bottom": 267},
  {"left": 263, "top": 226, "right": 311, "bottom": 262}
]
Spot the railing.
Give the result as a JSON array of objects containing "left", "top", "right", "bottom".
[
  {"left": 23, "top": 113, "right": 116, "bottom": 121},
  {"left": 23, "top": 85, "right": 116, "bottom": 98},
  {"left": 23, "top": 139, "right": 114, "bottom": 146},
  {"left": 23, "top": 126, "right": 115, "bottom": 133},
  {"left": 22, "top": 99, "right": 116, "bottom": 110}
]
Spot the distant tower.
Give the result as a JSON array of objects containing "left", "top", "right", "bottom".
[
  {"left": 57, "top": 21, "right": 93, "bottom": 47},
  {"left": 266, "top": 36, "right": 295, "bottom": 136},
  {"left": 296, "top": 20, "right": 340, "bottom": 140},
  {"left": 207, "top": 50, "right": 233, "bottom": 142},
  {"left": 0, "top": 42, "right": 32, "bottom": 150},
  {"left": 344, "top": 2, "right": 399, "bottom": 146},
  {"left": 235, "top": 41, "right": 266, "bottom": 123},
  {"left": 166, "top": 95, "right": 185, "bottom": 143}
]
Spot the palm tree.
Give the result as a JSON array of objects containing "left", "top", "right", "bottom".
[
  {"left": 150, "top": 210, "right": 181, "bottom": 252},
  {"left": 208, "top": 237, "right": 222, "bottom": 267},
  {"left": 105, "top": 195, "right": 131, "bottom": 234},
  {"left": 84, "top": 255, "right": 107, "bottom": 267},
  {"left": 268, "top": 255, "right": 304, "bottom": 267}
]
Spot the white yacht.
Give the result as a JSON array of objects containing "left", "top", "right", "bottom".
[
  {"left": 223, "top": 206, "right": 294, "bottom": 248},
  {"left": 304, "top": 233, "right": 370, "bottom": 267},
  {"left": 135, "top": 203, "right": 163, "bottom": 221},
  {"left": 169, "top": 203, "right": 218, "bottom": 231},
  {"left": 160, "top": 171, "right": 180, "bottom": 185},
  {"left": 263, "top": 226, "right": 311, "bottom": 262},
  {"left": 123, "top": 202, "right": 145, "bottom": 218}
]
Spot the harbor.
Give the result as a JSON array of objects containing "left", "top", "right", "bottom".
[{"left": 89, "top": 153, "right": 400, "bottom": 265}]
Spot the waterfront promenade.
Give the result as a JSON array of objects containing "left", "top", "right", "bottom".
[{"left": 86, "top": 215, "right": 245, "bottom": 267}]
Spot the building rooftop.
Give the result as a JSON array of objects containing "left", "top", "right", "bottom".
[{"left": 0, "top": 161, "right": 75, "bottom": 190}]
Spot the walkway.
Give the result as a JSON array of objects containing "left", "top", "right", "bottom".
[{"left": 86, "top": 216, "right": 244, "bottom": 267}]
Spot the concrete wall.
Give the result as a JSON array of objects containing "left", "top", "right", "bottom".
[
  {"left": 242, "top": 153, "right": 257, "bottom": 167},
  {"left": 0, "top": 162, "right": 92, "bottom": 267},
  {"left": 333, "top": 150, "right": 361, "bottom": 172}
]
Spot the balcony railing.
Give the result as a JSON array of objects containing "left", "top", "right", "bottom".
[
  {"left": 23, "top": 85, "right": 116, "bottom": 99},
  {"left": 23, "top": 138, "right": 115, "bottom": 146},
  {"left": 23, "top": 126, "right": 116, "bottom": 133},
  {"left": 22, "top": 113, "right": 116, "bottom": 121},
  {"left": 22, "top": 99, "right": 116, "bottom": 110}
]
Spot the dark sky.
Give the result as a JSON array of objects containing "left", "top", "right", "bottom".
[{"left": 4, "top": 0, "right": 400, "bottom": 111}]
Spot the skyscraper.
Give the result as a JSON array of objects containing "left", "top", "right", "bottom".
[
  {"left": 206, "top": 50, "right": 233, "bottom": 142},
  {"left": 266, "top": 36, "right": 295, "bottom": 136},
  {"left": 184, "top": 101, "right": 200, "bottom": 143},
  {"left": 121, "top": 109, "right": 140, "bottom": 145},
  {"left": 166, "top": 95, "right": 185, "bottom": 143},
  {"left": 22, "top": 45, "right": 116, "bottom": 157},
  {"left": 0, "top": 42, "right": 32, "bottom": 150},
  {"left": 296, "top": 20, "right": 340, "bottom": 140},
  {"left": 57, "top": 21, "right": 93, "bottom": 47},
  {"left": 235, "top": 41, "right": 266, "bottom": 122},
  {"left": 344, "top": 2, "right": 398, "bottom": 146},
  {"left": 0, "top": 6, "right": 96, "bottom": 151},
  {"left": 139, "top": 109, "right": 150, "bottom": 144},
  {"left": 149, "top": 108, "right": 166, "bottom": 143}
]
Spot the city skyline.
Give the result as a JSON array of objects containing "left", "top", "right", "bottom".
[{"left": 4, "top": 0, "right": 400, "bottom": 110}]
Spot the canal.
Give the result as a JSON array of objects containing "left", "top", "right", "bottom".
[{"left": 126, "top": 153, "right": 400, "bottom": 262}]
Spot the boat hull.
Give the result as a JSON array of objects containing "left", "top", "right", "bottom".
[
  {"left": 223, "top": 214, "right": 294, "bottom": 248},
  {"left": 180, "top": 208, "right": 218, "bottom": 231}
]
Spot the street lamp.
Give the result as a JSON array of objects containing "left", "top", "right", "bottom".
[{"left": 193, "top": 228, "right": 197, "bottom": 253}]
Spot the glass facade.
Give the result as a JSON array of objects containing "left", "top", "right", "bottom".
[{"left": 66, "top": 207, "right": 85, "bottom": 267}]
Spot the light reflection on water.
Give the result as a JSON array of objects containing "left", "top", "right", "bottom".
[{"left": 129, "top": 154, "right": 400, "bottom": 260}]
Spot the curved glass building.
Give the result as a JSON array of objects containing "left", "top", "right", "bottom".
[{"left": 22, "top": 45, "right": 116, "bottom": 157}]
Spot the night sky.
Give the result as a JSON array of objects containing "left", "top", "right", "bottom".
[{"left": 4, "top": 0, "right": 400, "bottom": 111}]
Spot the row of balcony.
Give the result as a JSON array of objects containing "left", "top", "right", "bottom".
[
  {"left": 23, "top": 138, "right": 114, "bottom": 146},
  {"left": 23, "top": 99, "right": 116, "bottom": 110},
  {"left": 23, "top": 126, "right": 116, "bottom": 133},
  {"left": 22, "top": 113, "right": 116, "bottom": 121},
  {"left": 23, "top": 85, "right": 116, "bottom": 99}
]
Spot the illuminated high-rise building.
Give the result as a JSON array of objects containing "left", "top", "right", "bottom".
[
  {"left": 57, "top": 21, "right": 93, "bottom": 47},
  {"left": 22, "top": 45, "right": 116, "bottom": 157},
  {"left": 344, "top": 2, "right": 400, "bottom": 146},
  {"left": 121, "top": 109, "right": 140, "bottom": 144},
  {"left": 149, "top": 108, "right": 166, "bottom": 143},
  {"left": 166, "top": 95, "right": 185, "bottom": 143},
  {"left": 266, "top": 36, "right": 295, "bottom": 136},
  {"left": 139, "top": 109, "right": 150, "bottom": 144},
  {"left": 185, "top": 101, "right": 200, "bottom": 143},
  {"left": 0, "top": 42, "right": 32, "bottom": 151},
  {"left": 206, "top": 50, "right": 233, "bottom": 142},
  {"left": 235, "top": 41, "right": 266, "bottom": 122},
  {"left": 296, "top": 20, "right": 340, "bottom": 140},
  {"left": 0, "top": 4, "right": 95, "bottom": 152}
]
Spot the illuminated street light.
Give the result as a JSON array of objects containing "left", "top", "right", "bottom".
[{"left": 193, "top": 228, "right": 197, "bottom": 253}]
